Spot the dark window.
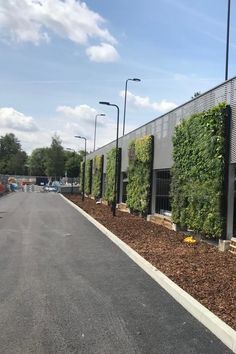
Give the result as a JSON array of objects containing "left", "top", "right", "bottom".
[
  {"left": 122, "top": 172, "right": 128, "bottom": 203},
  {"left": 155, "top": 170, "right": 171, "bottom": 214}
]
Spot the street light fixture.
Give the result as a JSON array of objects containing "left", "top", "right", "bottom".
[
  {"left": 99, "top": 101, "right": 120, "bottom": 216},
  {"left": 94, "top": 113, "right": 106, "bottom": 151},
  {"left": 123, "top": 78, "right": 141, "bottom": 136},
  {"left": 225, "top": 0, "right": 231, "bottom": 81},
  {"left": 75, "top": 135, "right": 87, "bottom": 201}
]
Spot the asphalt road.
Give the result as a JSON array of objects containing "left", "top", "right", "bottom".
[{"left": 0, "top": 192, "right": 232, "bottom": 354}]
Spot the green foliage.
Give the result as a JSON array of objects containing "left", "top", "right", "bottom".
[
  {"left": 171, "top": 103, "right": 229, "bottom": 238},
  {"left": 8, "top": 150, "right": 28, "bottom": 175},
  {"left": 0, "top": 133, "right": 28, "bottom": 175},
  {"left": 28, "top": 148, "right": 48, "bottom": 176},
  {"left": 105, "top": 148, "right": 121, "bottom": 203},
  {"left": 45, "top": 134, "right": 65, "bottom": 178},
  {"left": 64, "top": 151, "right": 82, "bottom": 178},
  {"left": 85, "top": 159, "right": 92, "bottom": 195},
  {"left": 80, "top": 161, "right": 85, "bottom": 191},
  {"left": 92, "top": 155, "right": 103, "bottom": 198},
  {"left": 127, "top": 135, "right": 154, "bottom": 215}
]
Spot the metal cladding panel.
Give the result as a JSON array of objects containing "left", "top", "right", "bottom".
[
  {"left": 87, "top": 76, "right": 236, "bottom": 169},
  {"left": 229, "top": 80, "right": 236, "bottom": 163}
]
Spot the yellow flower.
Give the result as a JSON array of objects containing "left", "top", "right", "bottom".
[{"left": 183, "top": 236, "right": 197, "bottom": 244}]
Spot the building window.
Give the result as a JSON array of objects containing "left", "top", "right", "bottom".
[
  {"left": 155, "top": 170, "right": 171, "bottom": 214},
  {"left": 122, "top": 172, "right": 128, "bottom": 203}
]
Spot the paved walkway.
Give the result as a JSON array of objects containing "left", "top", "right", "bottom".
[{"left": 0, "top": 192, "right": 232, "bottom": 353}]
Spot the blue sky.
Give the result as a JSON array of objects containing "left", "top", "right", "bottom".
[{"left": 0, "top": 0, "right": 235, "bottom": 153}]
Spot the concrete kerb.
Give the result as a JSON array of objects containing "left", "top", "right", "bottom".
[{"left": 60, "top": 194, "right": 236, "bottom": 353}]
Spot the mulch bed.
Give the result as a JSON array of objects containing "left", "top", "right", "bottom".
[{"left": 65, "top": 194, "right": 236, "bottom": 331}]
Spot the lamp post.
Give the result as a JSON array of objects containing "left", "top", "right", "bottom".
[
  {"left": 94, "top": 113, "right": 106, "bottom": 151},
  {"left": 75, "top": 136, "right": 87, "bottom": 201},
  {"left": 99, "top": 101, "right": 119, "bottom": 216},
  {"left": 225, "top": 0, "right": 231, "bottom": 81},
  {"left": 123, "top": 78, "right": 141, "bottom": 136}
]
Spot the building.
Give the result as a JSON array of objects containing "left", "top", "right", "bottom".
[{"left": 86, "top": 76, "right": 236, "bottom": 240}]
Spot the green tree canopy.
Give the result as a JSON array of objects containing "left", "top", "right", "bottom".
[
  {"left": 0, "top": 133, "right": 28, "bottom": 174},
  {"left": 45, "top": 135, "right": 65, "bottom": 178},
  {"left": 8, "top": 150, "right": 28, "bottom": 175},
  {"left": 64, "top": 151, "right": 82, "bottom": 178},
  {"left": 28, "top": 147, "right": 49, "bottom": 176}
]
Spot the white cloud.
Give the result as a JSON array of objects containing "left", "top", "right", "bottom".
[
  {"left": 57, "top": 104, "right": 108, "bottom": 149},
  {"left": 0, "top": 0, "right": 118, "bottom": 60},
  {"left": 0, "top": 107, "right": 39, "bottom": 132},
  {"left": 86, "top": 42, "right": 119, "bottom": 62},
  {"left": 56, "top": 103, "right": 138, "bottom": 151},
  {"left": 57, "top": 104, "right": 97, "bottom": 125},
  {"left": 0, "top": 104, "right": 139, "bottom": 153},
  {"left": 120, "top": 91, "right": 177, "bottom": 113},
  {"left": 0, "top": 108, "right": 52, "bottom": 153}
]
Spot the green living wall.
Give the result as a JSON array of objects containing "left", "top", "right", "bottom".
[
  {"left": 92, "top": 155, "right": 104, "bottom": 199},
  {"left": 105, "top": 148, "right": 121, "bottom": 203},
  {"left": 84, "top": 159, "right": 92, "bottom": 195},
  {"left": 80, "top": 161, "right": 85, "bottom": 193},
  {"left": 127, "top": 135, "right": 154, "bottom": 215},
  {"left": 171, "top": 103, "right": 230, "bottom": 238}
]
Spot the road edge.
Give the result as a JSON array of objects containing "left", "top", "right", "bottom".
[{"left": 60, "top": 194, "right": 236, "bottom": 353}]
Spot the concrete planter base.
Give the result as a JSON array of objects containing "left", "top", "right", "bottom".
[{"left": 218, "top": 239, "right": 231, "bottom": 252}]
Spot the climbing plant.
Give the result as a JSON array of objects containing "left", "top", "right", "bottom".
[
  {"left": 80, "top": 161, "right": 85, "bottom": 193},
  {"left": 92, "top": 154, "right": 104, "bottom": 198},
  {"left": 171, "top": 103, "right": 230, "bottom": 238},
  {"left": 84, "top": 159, "right": 92, "bottom": 195},
  {"left": 126, "top": 135, "right": 154, "bottom": 215},
  {"left": 105, "top": 148, "right": 121, "bottom": 203}
]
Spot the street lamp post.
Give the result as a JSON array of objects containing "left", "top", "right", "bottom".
[
  {"left": 94, "top": 113, "right": 106, "bottom": 151},
  {"left": 75, "top": 136, "right": 87, "bottom": 201},
  {"left": 225, "top": 0, "right": 231, "bottom": 81},
  {"left": 123, "top": 78, "right": 141, "bottom": 136},
  {"left": 99, "top": 101, "right": 119, "bottom": 216}
]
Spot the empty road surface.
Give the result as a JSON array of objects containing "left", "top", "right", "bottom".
[{"left": 0, "top": 192, "right": 232, "bottom": 354}]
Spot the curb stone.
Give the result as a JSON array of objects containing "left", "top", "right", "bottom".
[{"left": 60, "top": 194, "right": 236, "bottom": 353}]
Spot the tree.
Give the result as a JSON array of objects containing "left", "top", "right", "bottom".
[
  {"left": 28, "top": 147, "right": 49, "bottom": 176},
  {"left": 45, "top": 135, "right": 65, "bottom": 178},
  {"left": 8, "top": 151, "right": 28, "bottom": 175},
  {"left": 0, "top": 133, "right": 28, "bottom": 174},
  {"left": 64, "top": 151, "right": 82, "bottom": 178}
]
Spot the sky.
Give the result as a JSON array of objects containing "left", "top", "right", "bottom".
[{"left": 0, "top": 0, "right": 235, "bottom": 154}]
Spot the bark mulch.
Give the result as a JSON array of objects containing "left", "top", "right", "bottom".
[{"left": 65, "top": 194, "right": 236, "bottom": 331}]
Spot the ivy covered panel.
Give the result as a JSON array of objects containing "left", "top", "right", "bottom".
[
  {"left": 105, "top": 148, "right": 121, "bottom": 203},
  {"left": 126, "top": 135, "right": 154, "bottom": 215},
  {"left": 92, "top": 155, "right": 104, "bottom": 198},
  {"left": 171, "top": 103, "right": 230, "bottom": 238},
  {"left": 85, "top": 159, "right": 92, "bottom": 195},
  {"left": 80, "top": 161, "right": 85, "bottom": 193}
]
